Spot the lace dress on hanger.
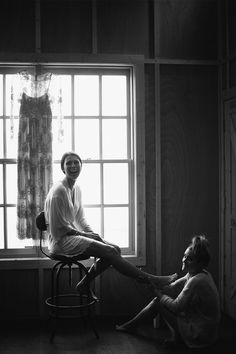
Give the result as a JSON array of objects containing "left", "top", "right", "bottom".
[{"left": 17, "top": 71, "right": 53, "bottom": 240}]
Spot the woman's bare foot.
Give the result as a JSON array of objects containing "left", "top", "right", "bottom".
[
  {"left": 115, "top": 324, "right": 135, "bottom": 333},
  {"left": 151, "top": 273, "right": 178, "bottom": 289}
]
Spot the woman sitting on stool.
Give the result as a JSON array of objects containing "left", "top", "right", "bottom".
[{"left": 44, "top": 151, "right": 177, "bottom": 293}]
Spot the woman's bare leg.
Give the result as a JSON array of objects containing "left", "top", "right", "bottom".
[
  {"left": 76, "top": 240, "right": 177, "bottom": 289},
  {"left": 157, "top": 302, "right": 182, "bottom": 343},
  {"left": 76, "top": 241, "right": 121, "bottom": 290},
  {"left": 116, "top": 297, "right": 159, "bottom": 331},
  {"left": 116, "top": 297, "right": 182, "bottom": 345}
]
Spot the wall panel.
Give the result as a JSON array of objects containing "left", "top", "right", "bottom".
[
  {"left": 156, "top": 0, "right": 217, "bottom": 60},
  {"left": 160, "top": 65, "right": 219, "bottom": 283},
  {"left": 220, "top": 0, "right": 227, "bottom": 60},
  {"left": 41, "top": 0, "right": 92, "bottom": 53},
  {"left": 0, "top": 0, "right": 35, "bottom": 52},
  {"left": 229, "top": 0, "right": 236, "bottom": 58},
  {"left": 144, "top": 64, "right": 157, "bottom": 272},
  {"left": 230, "top": 59, "right": 236, "bottom": 88},
  {"left": 0, "top": 269, "right": 39, "bottom": 319},
  {"left": 99, "top": 267, "right": 153, "bottom": 317},
  {"left": 97, "top": 0, "right": 151, "bottom": 57}
]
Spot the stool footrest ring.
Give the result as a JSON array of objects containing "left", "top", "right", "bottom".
[{"left": 46, "top": 293, "right": 97, "bottom": 309}]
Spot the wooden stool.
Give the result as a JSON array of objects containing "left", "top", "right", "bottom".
[{"left": 36, "top": 211, "right": 99, "bottom": 341}]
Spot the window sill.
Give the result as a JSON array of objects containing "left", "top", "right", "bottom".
[{"left": 0, "top": 254, "right": 145, "bottom": 270}]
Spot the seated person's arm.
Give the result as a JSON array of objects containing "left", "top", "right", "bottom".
[
  {"left": 161, "top": 275, "right": 187, "bottom": 298},
  {"left": 158, "top": 276, "right": 196, "bottom": 314}
]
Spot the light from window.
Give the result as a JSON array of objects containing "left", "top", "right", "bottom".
[
  {"left": 102, "top": 119, "right": 127, "bottom": 159},
  {"left": 102, "top": 75, "right": 127, "bottom": 116},
  {"left": 74, "top": 119, "right": 100, "bottom": 160},
  {"left": 50, "top": 72, "right": 131, "bottom": 248},
  {"left": 104, "top": 163, "right": 128, "bottom": 204},
  {"left": 74, "top": 75, "right": 99, "bottom": 116},
  {"left": 0, "top": 207, "right": 4, "bottom": 249},
  {"left": 0, "top": 163, "right": 2, "bottom": 205},
  {"left": 6, "top": 164, "right": 17, "bottom": 204},
  {"left": 104, "top": 207, "right": 129, "bottom": 247},
  {"left": 0, "top": 67, "right": 136, "bottom": 255},
  {"left": 79, "top": 164, "right": 101, "bottom": 204},
  {"left": 0, "top": 75, "right": 3, "bottom": 115}
]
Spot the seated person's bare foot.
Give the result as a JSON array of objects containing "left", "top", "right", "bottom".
[
  {"left": 151, "top": 273, "right": 178, "bottom": 289},
  {"left": 115, "top": 324, "right": 135, "bottom": 333}
]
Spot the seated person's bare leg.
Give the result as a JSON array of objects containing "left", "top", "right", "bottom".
[
  {"left": 116, "top": 297, "right": 159, "bottom": 331},
  {"left": 76, "top": 241, "right": 121, "bottom": 291},
  {"left": 157, "top": 302, "right": 182, "bottom": 343},
  {"left": 116, "top": 297, "right": 182, "bottom": 345},
  {"left": 76, "top": 240, "right": 177, "bottom": 290}
]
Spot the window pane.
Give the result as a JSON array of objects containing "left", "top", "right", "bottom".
[
  {"left": 84, "top": 207, "right": 101, "bottom": 235},
  {"left": 7, "top": 207, "right": 33, "bottom": 249},
  {"left": 0, "top": 75, "right": 3, "bottom": 115},
  {"left": 75, "top": 119, "right": 99, "bottom": 159},
  {"left": 74, "top": 75, "right": 99, "bottom": 116},
  {"left": 6, "top": 74, "right": 21, "bottom": 116},
  {"left": 50, "top": 75, "right": 71, "bottom": 116},
  {"left": 52, "top": 118, "right": 72, "bottom": 160},
  {"left": 0, "top": 120, "right": 3, "bottom": 157},
  {"left": 7, "top": 207, "right": 17, "bottom": 248},
  {"left": 78, "top": 163, "right": 100, "bottom": 204},
  {"left": 52, "top": 162, "right": 63, "bottom": 184},
  {"left": 1, "top": 68, "right": 134, "bottom": 255},
  {"left": 102, "top": 119, "right": 127, "bottom": 159},
  {"left": 104, "top": 163, "right": 128, "bottom": 204},
  {"left": 6, "top": 164, "right": 17, "bottom": 204},
  {"left": 6, "top": 118, "right": 19, "bottom": 158},
  {"left": 104, "top": 207, "right": 129, "bottom": 247},
  {"left": 0, "top": 207, "right": 3, "bottom": 248},
  {"left": 0, "top": 164, "right": 2, "bottom": 204},
  {"left": 102, "top": 75, "right": 127, "bottom": 116}
]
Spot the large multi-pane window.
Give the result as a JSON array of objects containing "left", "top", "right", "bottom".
[{"left": 0, "top": 65, "right": 144, "bottom": 259}]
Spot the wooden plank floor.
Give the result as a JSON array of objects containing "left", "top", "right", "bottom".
[{"left": 1, "top": 314, "right": 236, "bottom": 354}]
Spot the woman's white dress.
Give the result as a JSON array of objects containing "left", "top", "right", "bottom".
[{"left": 44, "top": 179, "right": 94, "bottom": 256}]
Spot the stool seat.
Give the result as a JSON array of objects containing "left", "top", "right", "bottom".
[{"left": 49, "top": 252, "right": 90, "bottom": 264}]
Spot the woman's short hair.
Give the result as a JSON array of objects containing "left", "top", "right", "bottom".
[
  {"left": 190, "top": 234, "right": 211, "bottom": 268},
  {"left": 60, "top": 152, "right": 82, "bottom": 173}
]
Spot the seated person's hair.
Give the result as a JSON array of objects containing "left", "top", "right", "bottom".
[{"left": 190, "top": 235, "right": 210, "bottom": 268}]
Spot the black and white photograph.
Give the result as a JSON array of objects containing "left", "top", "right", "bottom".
[{"left": 0, "top": 0, "right": 236, "bottom": 353}]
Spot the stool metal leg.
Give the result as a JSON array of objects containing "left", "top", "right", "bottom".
[
  {"left": 69, "top": 264, "right": 72, "bottom": 287},
  {"left": 49, "top": 261, "right": 62, "bottom": 342},
  {"left": 46, "top": 259, "right": 99, "bottom": 342},
  {"left": 74, "top": 260, "right": 99, "bottom": 338},
  {"left": 50, "top": 261, "right": 66, "bottom": 342}
]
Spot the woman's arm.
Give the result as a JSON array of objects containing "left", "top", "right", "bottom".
[
  {"left": 159, "top": 276, "right": 195, "bottom": 314},
  {"left": 161, "top": 275, "right": 188, "bottom": 297}
]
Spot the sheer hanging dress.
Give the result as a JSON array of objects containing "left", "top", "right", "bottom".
[{"left": 17, "top": 72, "right": 53, "bottom": 240}]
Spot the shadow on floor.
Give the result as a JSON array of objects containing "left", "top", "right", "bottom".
[{"left": 1, "top": 313, "right": 236, "bottom": 354}]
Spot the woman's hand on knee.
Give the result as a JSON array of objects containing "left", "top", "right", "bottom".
[{"left": 82, "top": 232, "right": 103, "bottom": 242}]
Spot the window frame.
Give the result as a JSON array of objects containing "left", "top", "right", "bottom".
[{"left": 0, "top": 57, "right": 146, "bottom": 266}]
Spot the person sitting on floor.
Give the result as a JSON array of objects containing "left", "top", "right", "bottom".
[{"left": 116, "top": 235, "right": 221, "bottom": 350}]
